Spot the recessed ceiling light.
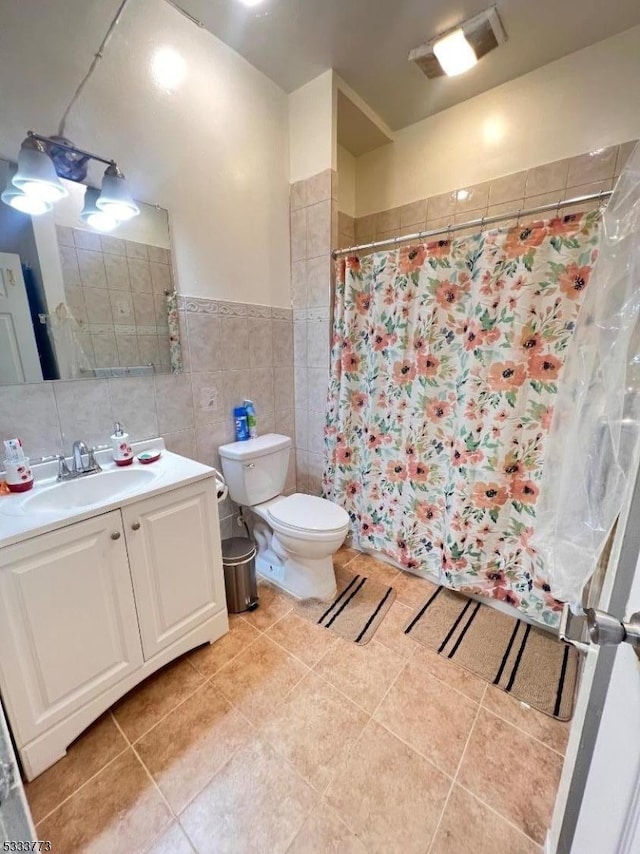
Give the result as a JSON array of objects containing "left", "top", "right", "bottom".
[
  {"left": 237, "top": 0, "right": 265, "bottom": 7},
  {"left": 433, "top": 29, "right": 477, "bottom": 77},
  {"left": 151, "top": 46, "right": 187, "bottom": 92}
]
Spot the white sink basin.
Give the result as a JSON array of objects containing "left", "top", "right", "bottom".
[{"left": 4, "top": 468, "right": 158, "bottom": 515}]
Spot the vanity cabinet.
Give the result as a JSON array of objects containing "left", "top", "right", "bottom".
[
  {"left": 0, "top": 476, "right": 228, "bottom": 780},
  {"left": 0, "top": 510, "right": 143, "bottom": 746},
  {"left": 122, "top": 480, "right": 226, "bottom": 658}
]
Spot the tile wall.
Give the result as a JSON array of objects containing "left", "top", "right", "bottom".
[
  {"left": 346, "top": 141, "right": 637, "bottom": 249},
  {"left": 0, "top": 296, "right": 296, "bottom": 540},
  {"left": 56, "top": 226, "right": 174, "bottom": 373},
  {"left": 290, "top": 168, "right": 338, "bottom": 495}
]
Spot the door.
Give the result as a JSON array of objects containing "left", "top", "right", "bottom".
[
  {"left": 0, "top": 252, "right": 42, "bottom": 384},
  {"left": 0, "top": 511, "right": 143, "bottom": 746},
  {"left": 549, "top": 463, "right": 640, "bottom": 853},
  {"left": 122, "top": 479, "right": 226, "bottom": 659}
]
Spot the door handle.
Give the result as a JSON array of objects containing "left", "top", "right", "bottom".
[
  {"left": 111, "top": 531, "right": 121, "bottom": 540},
  {"left": 585, "top": 608, "right": 640, "bottom": 660},
  {"left": 131, "top": 521, "right": 141, "bottom": 531}
]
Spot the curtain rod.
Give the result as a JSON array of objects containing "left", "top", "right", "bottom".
[{"left": 332, "top": 189, "right": 613, "bottom": 258}]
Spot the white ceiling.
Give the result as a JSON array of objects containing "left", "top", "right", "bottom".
[{"left": 178, "top": 0, "right": 640, "bottom": 130}]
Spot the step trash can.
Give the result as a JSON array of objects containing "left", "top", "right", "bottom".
[{"left": 222, "top": 537, "right": 259, "bottom": 614}]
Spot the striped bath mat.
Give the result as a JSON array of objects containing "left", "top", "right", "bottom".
[
  {"left": 295, "top": 566, "right": 396, "bottom": 645},
  {"left": 405, "top": 586, "right": 580, "bottom": 720}
]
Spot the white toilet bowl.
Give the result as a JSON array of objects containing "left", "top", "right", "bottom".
[{"left": 218, "top": 435, "right": 349, "bottom": 600}]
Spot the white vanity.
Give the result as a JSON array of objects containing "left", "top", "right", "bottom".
[{"left": 0, "top": 440, "right": 228, "bottom": 780}]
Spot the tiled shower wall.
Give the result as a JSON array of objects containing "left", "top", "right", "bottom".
[
  {"left": 345, "top": 140, "right": 637, "bottom": 248},
  {"left": 0, "top": 297, "right": 295, "bottom": 540},
  {"left": 290, "top": 168, "right": 338, "bottom": 495}
]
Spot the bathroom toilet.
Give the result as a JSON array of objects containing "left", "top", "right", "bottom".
[{"left": 218, "top": 434, "right": 349, "bottom": 600}]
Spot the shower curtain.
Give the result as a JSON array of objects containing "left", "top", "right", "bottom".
[{"left": 324, "top": 210, "right": 601, "bottom": 626}]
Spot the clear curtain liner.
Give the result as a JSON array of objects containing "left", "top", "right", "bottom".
[{"left": 534, "top": 143, "right": 640, "bottom": 610}]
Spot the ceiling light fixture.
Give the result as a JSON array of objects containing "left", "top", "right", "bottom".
[
  {"left": 409, "top": 5, "right": 507, "bottom": 79},
  {"left": 433, "top": 29, "right": 477, "bottom": 77},
  {"left": 237, "top": 0, "right": 265, "bottom": 7}
]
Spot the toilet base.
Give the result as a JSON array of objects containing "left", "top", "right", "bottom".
[{"left": 255, "top": 549, "right": 337, "bottom": 601}]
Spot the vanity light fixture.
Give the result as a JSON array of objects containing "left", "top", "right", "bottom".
[
  {"left": 409, "top": 5, "right": 507, "bottom": 79},
  {"left": 80, "top": 187, "right": 118, "bottom": 232},
  {"left": 1, "top": 165, "right": 53, "bottom": 216},
  {"left": 96, "top": 163, "right": 140, "bottom": 222},
  {"left": 1, "top": 131, "right": 140, "bottom": 227},
  {"left": 11, "top": 136, "right": 68, "bottom": 203}
]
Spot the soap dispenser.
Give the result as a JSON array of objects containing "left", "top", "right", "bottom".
[{"left": 111, "top": 422, "right": 133, "bottom": 466}]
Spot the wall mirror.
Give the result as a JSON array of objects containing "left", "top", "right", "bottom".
[{"left": 0, "top": 158, "right": 181, "bottom": 385}]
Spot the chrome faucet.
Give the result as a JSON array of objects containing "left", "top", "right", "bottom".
[{"left": 57, "top": 441, "right": 102, "bottom": 481}]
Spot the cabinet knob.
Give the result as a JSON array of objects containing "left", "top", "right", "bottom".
[
  {"left": 111, "top": 531, "right": 121, "bottom": 540},
  {"left": 131, "top": 521, "right": 141, "bottom": 531}
]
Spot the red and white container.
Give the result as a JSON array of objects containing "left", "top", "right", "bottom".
[
  {"left": 3, "top": 458, "right": 34, "bottom": 493},
  {"left": 111, "top": 422, "right": 133, "bottom": 467}
]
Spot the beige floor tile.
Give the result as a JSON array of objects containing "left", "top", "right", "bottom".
[
  {"left": 242, "top": 580, "right": 294, "bottom": 631},
  {"left": 430, "top": 785, "right": 541, "bottom": 853},
  {"left": 113, "top": 658, "right": 205, "bottom": 742},
  {"left": 374, "top": 662, "right": 478, "bottom": 776},
  {"left": 483, "top": 685, "right": 570, "bottom": 755},
  {"left": 260, "top": 672, "right": 369, "bottom": 792},
  {"left": 411, "top": 646, "right": 487, "bottom": 702},
  {"left": 457, "top": 708, "right": 563, "bottom": 844},
  {"left": 347, "top": 553, "right": 401, "bottom": 587},
  {"left": 267, "top": 611, "right": 338, "bottom": 666},
  {"left": 333, "top": 546, "right": 360, "bottom": 570},
  {"left": 146, "top": 822, "right": 194, "bottom": 854},
  {"left": 136, "top": 682, "right": 252, "bottom": 813},
  {"left": 374, "top": 600, "right": 421, "bottom": 660},
  {"left": 37, "top": 749, "right": 171, "bottom": 854},
  {"left": 180, "top": 736, "right": 316, "bottom": 853},
  {"left": 213, "top": 634, "right": 308, "bottom": 724},
  {"left": 287, "top": 799, "right": 367, "bottom": 853},
  {"left": 314, "top": 638, "right": 405, "bottom": 713},
  {"left": 394, "top": 570, "right": 439, "bottom": 609},
  {"left": 325, "top": 720, "right": 450, "bottom": 853},
  {"left": 25, "top": 714, "right": 127, "bottom": 823},
  {"left": 189, "top": 615, "right": 261, "bottom": 677}
]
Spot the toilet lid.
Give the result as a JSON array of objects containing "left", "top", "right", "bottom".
[{"left": 267, "top": 493, "right": 349, "bottom": 534}]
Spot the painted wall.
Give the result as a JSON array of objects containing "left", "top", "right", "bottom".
[
  {"left": 337, "top": 145, "right": 356, "bottom": 217},
  {"left": 288, "top": 71, "right": 335, "bottom": 184},
  {"left": 0, "top": 0, "right": 291, "bottom": 307},
  {"left": 355, "top": 26, "right": 640, "bottom": 216}
]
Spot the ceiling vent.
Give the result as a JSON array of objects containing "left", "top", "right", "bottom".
[{"left": 409, "top": 6, "right": 507, "bottom": 79}]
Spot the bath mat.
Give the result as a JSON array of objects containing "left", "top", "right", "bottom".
[
  {"left": 404, "top": 586, "right": 579, "bottom": 720},
  {"left": 295, "top": 565, "right": 396, "bottom": 645}
]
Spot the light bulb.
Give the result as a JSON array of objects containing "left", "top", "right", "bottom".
[
  {"left": 96, "top": 201, "right": 137, "bottom": 221},
  {"left": 86, "top": 211, "right": 118, "bottom": 232},
  {"left": 433, "top": 29, "right": 477, "bottom": 76},
  {"left": 6, "top": 194, "right": 51, "bottom": 215},
  {"left": 19, "top": 180, "right": 67, "bottom": 203}
]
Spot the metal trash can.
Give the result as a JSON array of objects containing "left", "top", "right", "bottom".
[{"left": 222, "top": 537, "right": 258, "bottom": 613}]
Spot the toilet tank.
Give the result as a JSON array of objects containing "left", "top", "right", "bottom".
[{"left": 218, "top": 433, "right": 292, "bottom": 506}]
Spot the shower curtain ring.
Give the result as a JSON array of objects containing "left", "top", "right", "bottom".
[
  {"left": 516, "top": 209, "right": 522, "bottom": 226},
  {"left": 480, "top": 215, "right": 486, "bottom": 234},
  {"left": 556, "top": 197, "right": 562, "bottom": 218}
]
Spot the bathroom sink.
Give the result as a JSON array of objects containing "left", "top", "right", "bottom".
[{"left": 4, "top": 467, "right": 158, "bottom": 515}]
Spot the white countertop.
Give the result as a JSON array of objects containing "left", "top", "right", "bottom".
[{"left": 0, "top": 439, "right": 218, "bottom": 551}]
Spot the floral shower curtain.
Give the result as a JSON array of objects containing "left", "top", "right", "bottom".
[{"left": 323, "top": 210, "right": 601, "bottom": 626}]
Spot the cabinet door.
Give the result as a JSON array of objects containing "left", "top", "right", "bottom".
[
  {"left": 0, "top": 511, "right": 143, "bottom": 745},
  {"left": 122, "top": 479, "right": 226, "bottom": 658}
]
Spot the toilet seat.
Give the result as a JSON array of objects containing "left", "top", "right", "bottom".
[{"left": 266, "top": 493, "right": 349, "bottom": 536}]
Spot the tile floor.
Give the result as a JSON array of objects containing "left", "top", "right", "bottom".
[{"left": 24, "top": 548, "right": 569, "bottom": 853}]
